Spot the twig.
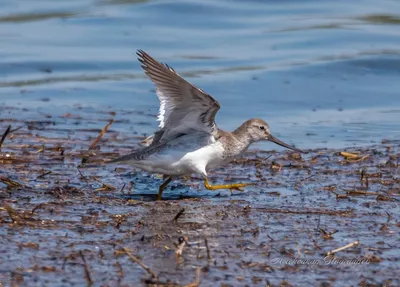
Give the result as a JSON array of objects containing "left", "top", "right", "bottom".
[
  {"left": 296, "top": 243, "right": 302, "bottom": 257},
  {"left": 0, "top": 125, "right": 11, "bottom": 151},
  {"left": 120, "top": 183, "right": 126, "bottom": 193},
  {"left": 175, "top": 236, "right": 188, "bottom": 256},
  {"left": 386, "top": 211, "right": 393, "bottom": 222},
  {"left": 79, "top": 250, "right": 93, "bottom": 286},
  {"left": 0, "top": 125, "right": 20, "bottom": 152},
  {"left": 142, "top": 279, "right": 180, "bottom": 287},
  {"left": 346, "top": 155, "right": 369, "bottom": 163},
  {"left": 80, "top": 119, "right": 114, "bottom": 166},
  {"left": 326, "top": 240, "right": 360, "bottom": 256},
  {"left": 183, "top": 267, "right": 201, "bottom": 287},
  {"left": 319, "top": 228, "right": 338, "bottom": 240},
  {"left": 0, "top": 176, "right": 23, "bottom": 189},
  {"left": 37, "top": 171, "right": 52, "bottom": 179},
  {"left": 115, "top": 261, "right": 124, "bottom": 285},
  {"left": 10, "top": 126, "right": 23, "bottom": 133},
  {"left": 173, "top": 208, "right": 185, "bottom": 222},
  {"left": 295, "top": 174, "right": 316, "bottom": 185},
  {"left": 316, "top": 214, "right": 321, "bottom": 232},
  {"left": 360, "top": 168, "right": 369, "bottom": 188},
  {"left": 204, "top": 237, "right": 211, "bottom": 261},
  {"left": 88, "top": 120, "right": 114, "bottom": 151},
  {"left": 3, "top": 202, "right": 20, "bottom": 223},
  {"left": 31, "top": 203, "right": 46, "bottom": 214},
  {"left": 254, "top": 207, "right": 353, "bottom": 217},
  {"left": 122, "top": 247, "right": 156, "bottom": 278},
  {"left": 343, "top": 189, "right": 395, "bottom": 197},
  {"left": 85, "top": 175, "right": 116, "bottom": 191},
  {"left": 77, "top": 168, "right": 87, "bottom": 179}
]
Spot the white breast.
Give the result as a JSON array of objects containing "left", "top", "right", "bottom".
[
  {"left": 176, "top": 140, "right": 226, "bottom": 176},
  {"left": 127, "top": 133, "right": 228, "bottom": 176}
]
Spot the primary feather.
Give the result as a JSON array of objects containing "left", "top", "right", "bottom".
[{"left": 137, "top": 50, "right": 221, "bottom": 146}]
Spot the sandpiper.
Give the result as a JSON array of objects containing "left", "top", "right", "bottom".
[{"left": 110, "top": 50, "right": 306, "bottom": 199}]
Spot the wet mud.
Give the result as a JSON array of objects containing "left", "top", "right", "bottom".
[{"left": 0, "top": 106, "right": 399, "bottom": 287}]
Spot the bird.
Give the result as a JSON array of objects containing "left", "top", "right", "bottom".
[{"left": 109, "top": 50, "right": 306, "bottom": 200}]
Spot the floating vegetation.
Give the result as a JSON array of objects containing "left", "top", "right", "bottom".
[{"left": 0, "top": 108, "right": 399, "bottom": 286}]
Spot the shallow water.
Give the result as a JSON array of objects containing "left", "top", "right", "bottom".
[
  {"left": 1, "top": 0, "right": 400, "bottom": 150},
  {"left": 1, "top": 129, "right": 399, "bottom": 286},
  {"left": 1, "top": 2, "right": 400, "bottom": 284}
]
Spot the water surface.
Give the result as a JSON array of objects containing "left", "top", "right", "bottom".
[
  {"left": 1, "top": 0, "right": 400, "bottom": 149},
  {"left": 1, "top": 2, "right": 400, "bottom": 286}
]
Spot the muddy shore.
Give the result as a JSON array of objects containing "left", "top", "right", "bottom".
[{"left": 0, "top": 108, "right": 399, "bottom": 287}]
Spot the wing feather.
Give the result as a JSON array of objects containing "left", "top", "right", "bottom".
[{"left": 137, "top": 50, "right": 220, "bottom": 145}]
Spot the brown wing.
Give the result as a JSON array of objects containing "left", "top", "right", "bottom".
[{"left": 137, "top": 50, "right": 220, "bottom": 144}]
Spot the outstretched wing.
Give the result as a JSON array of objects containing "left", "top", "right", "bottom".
[{"left": 137, "top": 50, "right": 220, "bottom": 145}]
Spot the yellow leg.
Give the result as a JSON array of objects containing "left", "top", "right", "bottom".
[
  {"left": 157, "top": 176, "right": 172, "bottom": 200},
  {"left": 203, "top": 175, "right": 254, "bottom": 192}
]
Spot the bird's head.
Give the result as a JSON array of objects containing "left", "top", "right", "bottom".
[{"left": 244, "top": 118, "right": 306, "bottom": 153}]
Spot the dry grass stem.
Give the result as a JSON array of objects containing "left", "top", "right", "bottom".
[{"left": 326, "top": 240, "right": 360, "bottom": 256}]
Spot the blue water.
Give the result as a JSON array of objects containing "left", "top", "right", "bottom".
[{"left": 1, "top": 0, "right": 400, "bottom": 149}]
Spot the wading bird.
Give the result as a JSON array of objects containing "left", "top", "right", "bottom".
[{"left": 110, "top": 50, "right": 305, "bottom": 199}]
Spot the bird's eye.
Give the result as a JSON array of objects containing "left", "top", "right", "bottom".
[{"left": 259, "top": 126, "right": 265, "bottom": 130}]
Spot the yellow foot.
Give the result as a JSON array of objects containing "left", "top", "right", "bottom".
[{"left": 203, "top": 176, "right": 254, "bottom": 192}]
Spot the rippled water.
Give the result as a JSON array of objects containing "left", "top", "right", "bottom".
[{"left": 1, "top": 0, "right": 400, "bottom": 149}]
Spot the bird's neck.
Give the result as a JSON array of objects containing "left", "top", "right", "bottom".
[{"left": 231, "top": 122, "right": 254, "bottom": 148}]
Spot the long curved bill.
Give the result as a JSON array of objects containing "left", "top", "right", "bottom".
[{"left": 267, "top": 134, "right": 306, "bottom": 154}]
